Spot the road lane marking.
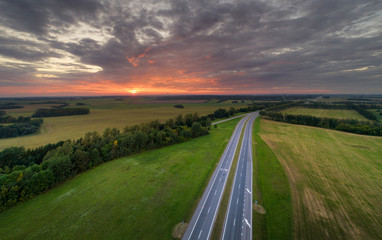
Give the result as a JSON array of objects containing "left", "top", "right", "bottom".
[
  {"left": 244, "top": 218, "right": 251, "bottom": 228},
  {"left": 208, "top": 206, "right": 211, "bottom": 213},
  {"left": 215, "top": 113, "right": 259, "bottom": 240},
  {"left": 246, "top": 188, "right": 251, "bottom": 194},
  {"left": 198, "top": 230, "right": 202, "bottom": 239}
]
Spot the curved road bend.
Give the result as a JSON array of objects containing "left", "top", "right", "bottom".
[
  {"left": 221, "top": 112, "right": 259, "bottom": 240},
  {"left": 182, "top": 112, "right": 258, "bottom": 240}
]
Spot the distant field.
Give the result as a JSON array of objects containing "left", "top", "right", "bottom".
[
  {"left": 0, "top": 97, "right": 248, "bottom": 150},
  {"left": 259, "top": 120, "right": 382, "bottom": 239},
  {"left": 0, "top": 119, "right": 240, "bottom": 240},
  {"left": 280, "top": 107, "right": 367, "bottom": 121}
]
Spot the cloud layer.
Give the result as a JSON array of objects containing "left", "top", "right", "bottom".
[{"left": 0, "top": 0, "right": 381, "bottom": 96}]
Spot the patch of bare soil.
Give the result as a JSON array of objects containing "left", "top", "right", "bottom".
[
  {"left": 253, "top": 203, "right": 266, "bottom": 214},
  {"left": 172, "top": 222, "right": 188, "bottom": 239}
]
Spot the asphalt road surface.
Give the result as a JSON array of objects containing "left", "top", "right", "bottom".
[
  {"left": 221, "top": 112, "right": 258, "bottom": 240},
  {"left": 182, "top": 112, "right": 258, "bottom": 240},
  {"left": 211, "top": 114, "right": 249, "bottom": 125}
]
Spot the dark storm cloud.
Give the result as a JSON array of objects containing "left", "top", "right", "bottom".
[
  {"left": 0, "top": 0, "right": 381, "bottom": 95},
  {"left": 0, "top": 36, "right": 60, "bottom": 61},
  {"left": 0, "top": 0, "right": 102, "bottom": 35}
]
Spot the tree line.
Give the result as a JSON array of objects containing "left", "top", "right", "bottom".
[
  {"left": 0, "top": 103, "right": 24, "bottom": 109},
  {"left": 0, "top": 105, "right": 264, "bottom": 212},
  {"left": 260, "top": 111, "right": 382, "bottom": 136},
  {"left": 263, "top": 101, "right": 379, "bottom": 122},
  {"left": 0, "top": 113, "right": 212, "bottom": 212},
  {"left": 32, "top": 108, "right": 90, "bottom": 117},
  {"left": 0, "top": 115, "right": 43, "bottom": 139}
]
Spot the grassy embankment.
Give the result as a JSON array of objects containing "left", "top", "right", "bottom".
[
  {"left": 0, "top": 97, "right": 248, "bottom": 150},
  {"left": 252, "top": 118, "right": 293, "bottom": 240},
  {"left": 259, "top": 119, "right": 382, "bottom": 239},
  {"left": 0, "top": 118, "right": 240, "bottom": 240},
  {"left": 280, "top": 107, "right": 367, "bottom": 121}
]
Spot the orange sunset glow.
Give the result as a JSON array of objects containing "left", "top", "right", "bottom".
[{"left": 0, "top": 0, "right": 381, "bottom": 97}]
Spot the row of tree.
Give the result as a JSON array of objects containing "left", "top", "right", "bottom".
[
  {"left": 0, "top": 113, "right": 212, "bottom": 212},
  {"left": 32, "top": 108, "right": 90, "bottom": 117},
  {"left": 0, "top": 118, "right": 43, "bottom": 139},
  {"left": 0, "top": 106, "right": 257, "bottom": 170},
  {"left": 262, "top": 101, "right": 380, "bottom": 122},
  {"left": 0, "top": 115, "right": 38, "bottom": 124},
  {"left": 260, "top": 111, "right": 382, "bottom": 136},
  {"left": 352, "top": 105, "right": 378, "bottom": 121},
  {"left": 0, "top": 103, "right": 23, "bottom": 109}
]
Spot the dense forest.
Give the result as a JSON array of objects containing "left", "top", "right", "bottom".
[{"left": 32, "top": 108, "right": 90, "bottom": 117}]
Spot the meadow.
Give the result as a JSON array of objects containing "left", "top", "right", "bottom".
[
  {"left": 0, "top": 119, "right": 240, "bottom": 240},
  {"left": 0, "top": 97, "right": 248, "bottom": 150},
  {"left": 280, "top": 107, "right": 367, "bottom": 121},
  {"left": 259, "top": 120, "right": 382, "bottom": 239}
]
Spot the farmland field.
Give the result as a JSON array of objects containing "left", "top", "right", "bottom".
[
  {"left": 259, "top": 120, "right": 382, "bottom": 239},
  {"left": 0, "top": 118, "right": 240, "bottom": 240},
  {"left": 0, "top": 97, "right": 248, "bottom": 150},
  {"left": 280, "top": 107, "right": 367, "bottom": 121}
]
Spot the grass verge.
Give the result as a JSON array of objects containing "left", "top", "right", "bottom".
[
  {"left": 252, "top": 117, "right": 293, "bottom": 240},
  {"left": 0, "top": 119, "right": 240, "bottom": 240}
]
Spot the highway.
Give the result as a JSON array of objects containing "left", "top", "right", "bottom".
[
  {"left": 221, "top": 112, "right": 258, "bottom": 240},
  {"left": 182, "top": 112, "right": 258, "bottom": 240},
  {"left": 211, "top": 113, "right": 249, "bottom": 125}
]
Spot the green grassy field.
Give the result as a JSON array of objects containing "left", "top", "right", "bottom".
[
  {"left": 259, "top": 120, "right": 382, "bottom": 239},
  {"left": 280, "top": 107, "right": 367, "bottom": 120},
  {"left": 0, "top": 97, "right": 248, "bottom": 150},
  {"left": 0, "top": 118, "right": 240, "bottom": 240},
  {"left": 252, "top": 118, "right": 293, "bottom": 240}
]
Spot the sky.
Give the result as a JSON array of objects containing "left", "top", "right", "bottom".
[{"left": 0, "top": 0, "right": 381, "bottom": 97}]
